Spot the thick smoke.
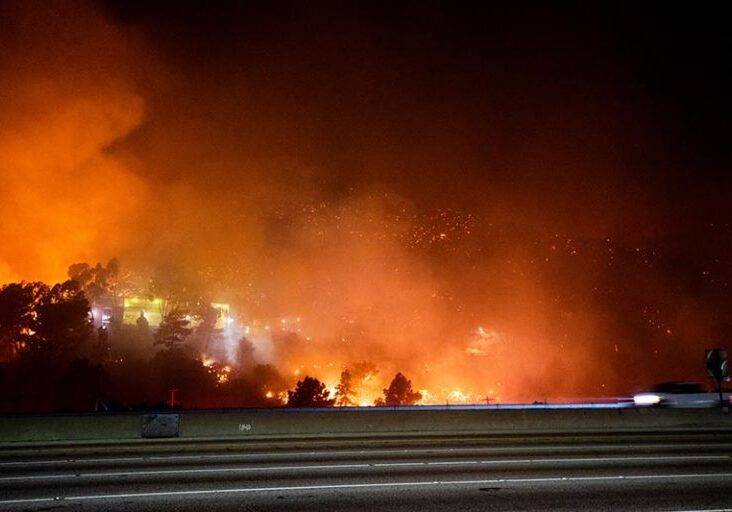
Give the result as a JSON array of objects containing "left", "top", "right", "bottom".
[
  {"left": 0, "top": 1, "right": 148, "bottom": 283},
  {"left": 1, "top": 1, "right": 731, "bottom": 402}
]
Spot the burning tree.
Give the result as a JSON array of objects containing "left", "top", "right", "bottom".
[
  {"left": 287, "top": 376, "right": 335, "bottom": 408},
  {"left": 0, "top": 282, "right": 42, "bottom": 360},
  {"left": 67, "top": 259, "right": 119, "bottom": 300},
  {"left": 376, "top": 372, "right": 422, "bottom": 406},
  {"left": 0, "top": 280, "right": 91, "bottom": 359},
  {"left": 34, "top": 281, "right": 92, "bottom": 355},
  {"left": 0, "top": 280, "right": 93, "bottom": 413},
  {"left": 334, "top": 369, "right": 356, "bottom": 406}
]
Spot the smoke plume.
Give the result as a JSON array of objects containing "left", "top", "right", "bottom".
[{"left": 2, "top": 1, "right": 731, "bottom": 402}]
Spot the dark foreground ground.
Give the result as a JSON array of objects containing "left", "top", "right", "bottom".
[{"left": 2, "top": 433, "right": 732, "bottom": 511}]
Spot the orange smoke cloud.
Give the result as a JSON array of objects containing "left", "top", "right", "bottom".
[
  {"left": 1, "top": 1, "right": 724, "bottom": 403},
  {"left": 0, "top": 1, "right": 148, "bottom": 282}
]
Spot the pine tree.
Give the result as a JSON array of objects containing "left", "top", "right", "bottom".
[
  {"left": 379, "top": 372, "right": 422, "bottom": 406},
  {"left": 287, "top": 376, "right": 335, "bottom": 407},
  {"left": 334, "top": 369, "right": 356, "bottom": 406},
  {"left": 153, "top": 308, "right": 192, "bottom": 349}
]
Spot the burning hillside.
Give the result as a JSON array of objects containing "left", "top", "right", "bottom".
[{"left": 1, "top": 1, "right": 732, "bottom": 411}]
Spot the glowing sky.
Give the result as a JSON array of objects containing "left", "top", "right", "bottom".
[{"left": 1, "top": 1, "right": 731, "bottom": 400}]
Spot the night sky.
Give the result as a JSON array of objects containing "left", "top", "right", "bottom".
[{"left": 1, "top": 1, "right": 731, "bottom": 400}]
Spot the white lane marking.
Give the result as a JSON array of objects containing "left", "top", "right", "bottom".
[
  {"left": 0, "top": 463, "right": 372, "bottom": 482},
  {"left": 667, "top": 509, "right": 732, "bottom": 512},
  {"left": 479, "top": 455, "right": 732, "bottom": 465},
  {"left": 372, "top": 462, "right": 425, "bottom": 467},
  {"left": 427, "top": 461, "right": 479, "bottom": 465},
  {"left": 3, "top": 442, "right": 730, "bottom": 467},
  {"left": 0, "top": 456, "right": 145, "bottom": 466},
  {"left": 0, "top": 455, "right": 729, "bottom": 482},
  {"left": 3, "top": 471, "right": 732, "bottom": 505}
]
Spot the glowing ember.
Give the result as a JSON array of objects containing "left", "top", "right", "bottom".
[{"left": 200, "top": 354, "right": 231, "bottom": 384}]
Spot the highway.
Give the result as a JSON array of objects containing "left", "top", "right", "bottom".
[{"left": 2, "top": 433, "right": 732, "bottom": 511}]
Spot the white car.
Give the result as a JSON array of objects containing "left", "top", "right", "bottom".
[{"left": 633, "top": 382, "right": 730, "bottom": 408}]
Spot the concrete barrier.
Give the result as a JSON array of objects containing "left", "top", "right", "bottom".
[
  {"left": 141, "top": 414, "right": 179, "bottom": 438},
  {"left": 0, "top": 413, "right": 140, "bottom": 442},
  {"left": 178, "top": 407, "right": 732, "bottom": 438},
  {"left": 0, "top": 407, "right": 730, "bottom": 444}
]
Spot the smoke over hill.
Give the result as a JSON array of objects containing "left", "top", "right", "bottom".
[{"left": 1, "top": 1, "right": 731, "bottom": 402}]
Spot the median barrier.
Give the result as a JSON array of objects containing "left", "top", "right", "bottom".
[
  {"left": 0, "top": 413, "right": 140, "bottom": 442},
  {"left": 0, "top": 407, "right": 730, "bottom": 444},
  {"left": 177, "top": 407, "right": 732, "bottom": 438}
]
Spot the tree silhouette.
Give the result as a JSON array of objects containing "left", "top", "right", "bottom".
[
  {"left": 0, "top": 282, "right": 43, "bottom": 359},
  {"left": 0, "top": 280, "right": 91, "bottom": 413},
  {"left": 67, "top": 259, "right": 119, "bottom": 300},
  {"left": 148, "top": 347, "right": 218, "bottom": 408},
  {"left": 287, "top": 376, "right": 335, "bottom": 407},
  {"left": 334, "top": 369, "right": 356, "bottom": 406},
  {"left": 218, "top": 375, "right": 280, "bottom": 408},
  {"left": 250, "top": 364, "right": 288, "bottom": 397},
  {"left": 33, "top": 280, "right": 91, "bottom": 356},
  {"left": 378, "top": 372, "right": 422, "bottom": 406},
  {"left": 153, "top": 308, "right": 192, "bottom": 349}
]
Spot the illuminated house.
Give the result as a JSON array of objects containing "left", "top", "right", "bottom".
[
  {"left": 90, "top": 296, "right": 233, "bottom": 330},
  {"left": 89, "top": 295, "right": 123, "bottom": 329},
  {"left": 210, "top": 303, "right": 233, "bottom": 330},
  {"left": 121, "top": 297, "right": 166, "bottom": 327}
]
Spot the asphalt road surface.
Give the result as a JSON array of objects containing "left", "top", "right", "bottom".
[{"left": 2, "top": 435, "right": 732, "bottom": 511}]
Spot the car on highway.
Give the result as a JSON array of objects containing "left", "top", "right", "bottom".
[{"left": 632, "top": 381, "right": 730, "bottom": 407}]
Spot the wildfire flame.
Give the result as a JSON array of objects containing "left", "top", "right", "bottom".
[
  {"left": 2, "top": 1, "right": 714, "bottom": 406},
  {"left": 200, "top": 354, "right": 231, "bottom": 385}
]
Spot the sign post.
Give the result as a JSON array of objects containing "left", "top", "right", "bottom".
[
  {"left": 167, "top": 387, "right": 179, "bottom": 409},
  {"left": 705, "top": 348, "right": 729, "bottom": 408}
]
